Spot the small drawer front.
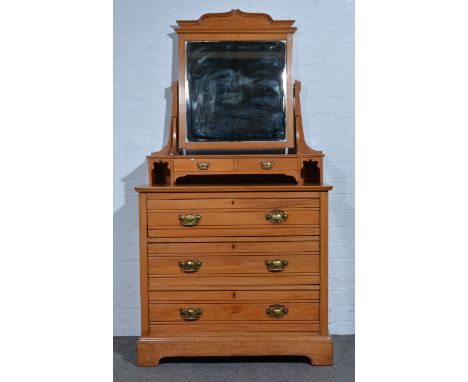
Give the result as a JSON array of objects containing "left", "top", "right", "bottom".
[
  {"left": 237, "top": 158, "right": 298, "bottom": 172},
  {"left": 149, "top": 301, "right": 319, "bottom": 322},
  {"left": 147, "top": 239, "right": 320, "bottom": 254},
  {"left": 148, "top": 209, "right": 319, "bottom": 228},
  {"left": 173, "top": 158, "right": 234, "bottom": 172},
  {"left": 148, "top": 254, "right": 319, "bottom": 276}
]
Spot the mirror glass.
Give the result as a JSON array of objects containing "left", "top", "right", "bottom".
[{"left": 186, "top": 41, "right": 287, "bottom": 142}]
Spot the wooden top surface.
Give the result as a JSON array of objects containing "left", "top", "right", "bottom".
[{"left": 135, "top": 184, "right": 333, "bottom": 193}]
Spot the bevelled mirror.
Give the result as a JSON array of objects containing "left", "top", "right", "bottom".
[
  {"left": 185, "top": 41, "right": 287, "bottom": 143},
  {"left": 176, "top": 11, "right": 296, "bottom": 152}
]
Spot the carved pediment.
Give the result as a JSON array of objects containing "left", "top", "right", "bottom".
[{"left": 176, "top": 9, "right": 296, "bottom": 33}]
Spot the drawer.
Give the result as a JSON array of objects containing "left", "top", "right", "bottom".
[
  {"left": 148, "top": 209, "right": 319, "bottom": 228},
  {"left": 149, "top": 301, "right": 319, "bottom": 322},
  {"left": 147, "top": 238, "right": 320, "bottom": 254},
  {"left": 237, "top": 158, "right": 298, "bottom": 172},
  {"left": 148, "top": 254, "right": 319, "bottom": 275},
  {"left": 147, "top": 198, "right": 319, "bottom": 210},
  {"left": 173, "top": 158, "right": 234, "bottom": 172}
]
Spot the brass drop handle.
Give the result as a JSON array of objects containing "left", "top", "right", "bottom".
[
  {"left": 179, "top": 308, "right": 203, "bottom": 321},
  {"left": 178, "top": 214, "right": 201, "bottom": 227},
  {"left": 265, "top": 209, "right": 288, "bottom": 224},
  {"left": 197, "top": 162, "right": 209, "bottom": 170},
  {"left": 179, "top": 259, "right": 202, "bottom": 273},
  {"left": 265, "top": 259, "right": 288, "bottom": 272},
  {"left": 261, "top": 161, "right": 274, "bottom": 170},
  {"left": 266, "top": 304, "right": 288, "bottom": 318}
]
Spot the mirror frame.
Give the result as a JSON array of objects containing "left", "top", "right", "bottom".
[{"left": 175, "top": 10, "right": 297, "bottom": 152}]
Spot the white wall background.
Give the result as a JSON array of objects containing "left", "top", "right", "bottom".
[{"left": 114, "top": 0, "right": 354, "bottom": 335}]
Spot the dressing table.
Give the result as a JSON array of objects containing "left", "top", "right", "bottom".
[{"left": 135, "top": 10, "right": 333, "bottom": 365}]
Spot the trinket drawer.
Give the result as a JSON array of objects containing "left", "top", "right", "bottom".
[{"left": 135, "top": 184, "right": 333, "bottom": 365}]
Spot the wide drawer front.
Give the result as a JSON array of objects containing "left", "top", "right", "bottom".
[
  {"left": 149, "top": 301, "right": 319, "bottom": 322},
  {"left": 147, "top": 238, "right": 320, "bottom": 254},
  {"left": 148, "top": 290, "right": 320, "bottom": 334},
  {"left": 148, "top": 254, "right": 319, "bottom": 275},
  {"left": 148, "top": 209, "right": 319, "bottom": 228}
]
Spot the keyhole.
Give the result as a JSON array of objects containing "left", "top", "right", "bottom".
[
  {"left": 231, "top": 200, "right": 235, "bottom": 205},
  {"left": 232, "top": 244, "right": 236, "bottom": 249},
  {"left": 232, "top": 292, "right": 236, "bottom": 299}
]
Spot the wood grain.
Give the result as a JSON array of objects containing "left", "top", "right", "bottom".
[
  {"left": 148, "top": 274, "right": 320, "bottom": 288},
  {"left": 135, "top": 9, "right": 334, "bottom": 367},
  {"left": 148, "top": 209, "right": 319, "bottom": 228},
  {"left": 149, "top": 322, "right": 320, "bottom": 335},
  {"left": 148, "top": 254, "right": 320, "bottom": 275},
  {"left": 148, "top": 289, "right": 320, "bottom": 301},
  {"left": 138, "top": 193, "right": 149, "bottom": 336},
  {"left": 149, "top": 301, "right": 319, "bottom": 322},
  {"left": 147, "top": 197, "right": 319, "bottom": 210},
  {"left": 148, "top": 226, "right": 320, "bottom": 238},
  {"left": 147, "top": 240, "right": 320, "bottom": 254}
]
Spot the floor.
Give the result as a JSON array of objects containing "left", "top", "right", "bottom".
[{"left": 114, "top": 335, "right": 355, "bottom": 382}]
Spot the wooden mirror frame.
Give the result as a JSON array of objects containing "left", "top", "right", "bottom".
[{"left": 175, "top": 10, "right": 297, "bottom": 152}]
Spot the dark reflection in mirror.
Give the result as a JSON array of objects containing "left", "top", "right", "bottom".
[{"left": 186, "top": 41, "right": 286, "bottom": 142}]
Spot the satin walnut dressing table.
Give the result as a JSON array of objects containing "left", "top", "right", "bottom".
[{"left": 135, "top": 10, "right": 333, "bottom": 366}]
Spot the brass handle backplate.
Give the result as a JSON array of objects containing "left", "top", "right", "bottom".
[
  {"left": 261, "top": 161, "right": 274, "bottom": 170},
  {"left": 265, "top": 259, "right": 288, "bottom": 272},
  {"left": 265, "top": 209, "right": 288, "bottom": 224},
  {"left": 180, "top": 308, "right": 203, "bottom": 321},
  {"left": 179, "top": 259, "right": 202, "bottom": 273},
  {"left": 178, "top": 214, "right": 201, "bottom": 227},
  {"left": 197, "top": 162, "right": 209, "bottom": 170},
  {"left": 266, "top": 304, "right": 288, "bottom": 318}
]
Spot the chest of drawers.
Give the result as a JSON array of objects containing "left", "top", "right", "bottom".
[{"left": 135, "top": 184, "right": 333, "bottom": 365}]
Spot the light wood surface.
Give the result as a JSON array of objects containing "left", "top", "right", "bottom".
[
  {"left": 135, "top": 9, "right": 333, "bottom": 366},
  {"left": 147, "top": 197, "right": 319, "bottom": 210},
  {"left": 147, "top": 274, "right": 321, "bottom": 288},
  {"left": 148, "top": 226, "right": 320, "bottom": 238},
  {"left": 147, "top": 209, "right": 319, "bottom": 228},
  {"left": 147, "top": 254, "right": 320, "bottom": 275},
  {"left": 147, "top": 239, "right": 320, "bottom": 254},
  {"left": 149, "top": 322, "right": 320, "bottom": 335},
  {"left": 149, "top": 301, "right": 319, "bottom": 322},
  {"left": 148, "top": 289, "right": 320, "bottom": 301},
  {"left": 137, "top": 334, "right": 333, "bottom": 366}
]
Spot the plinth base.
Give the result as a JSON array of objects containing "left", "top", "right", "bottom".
[{"left": 136, "top": 333, "right": 333, "bottom": 366}]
